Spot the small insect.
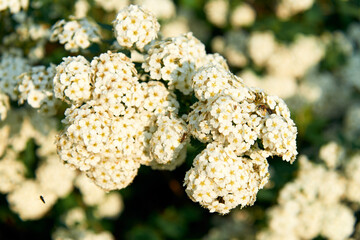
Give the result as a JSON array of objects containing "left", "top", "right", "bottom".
[
  {"left": 180, "top": 133, "right": 187, "bottom": 143},
  {"left": 40, "top": 195, "right": 45, "bottom": 204},
  {"left": 257, "top": 104, "right": 273, "bottom": 116},
  {"left": 216, "top": 196, "right": 225, "bottom": 204}
]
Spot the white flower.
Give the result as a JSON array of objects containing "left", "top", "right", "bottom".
[
  {"left": 113, "top": 5, "right": 160, "bottom": 50},
  {"left": 50, "top": 18, "right": 100, "bottom": 52}
]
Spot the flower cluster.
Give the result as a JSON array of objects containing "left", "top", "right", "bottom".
[
  {"left": 0, "top": 0, "right": 28, "bottom": 13},
  {"left": 0, "top": 50, "right": 30, "bottom": 100},
  {"left": 204, "top": 0, "right": 228, "bottom": 28},
  {"left": 185, "top": 143, "right": 270, "bottom": 214},
  {"left": 51, "top": 4, "right": 298, "bottom": 214},
  {"left": 18, "top": 65, "right": 61, "bottom": 116},
  {"left": 0, "top": 109, "right": 77, "bottom": 220},
  {"left": 143, "top": 32, "right": 207, "bottom": 94},
  {"left": 50, "top": 18, "right": 100, "bottom": 52},
  {"left": 55, "top": 51, "right": 184, "bottom": 191},
  {"left": 53, "top": 55, "right": 93, "bottom": 105},
  {"left": 257, "top": 154, "right": 355, "bottom": 240},
  {"left": 239, "top": 33, "right": 324, "bottom": 99},
  {"left": 230, "top": 3, "right": 256, "bottom": 28},
  {"left": 189, "top": 65, "right": 297, "bottom": 161},
  {"left": 113, "top": 4, "right": 160, "bottom": 50},
  {"left": 184, "top": 65, "right": 297, "bottom": 213}
]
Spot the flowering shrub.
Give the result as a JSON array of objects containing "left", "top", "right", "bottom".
[{"left": 0, "top": 0, "right": 359, "bottom": 239}]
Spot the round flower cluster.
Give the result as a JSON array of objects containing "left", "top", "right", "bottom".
[
  {"left": 143, "top": 32, "right": 207, "bottom": 94},
  {"left": 248, "top": 31, "right": 277, "bottom": 67},
  {"left": 18, "top": 65, "right": 61, "bottom": 116},
  {"left": 204, "top": 0, "right": 228, "bottom": 28},
  {"left": 56, "top": 51, "right": 185, "bottom": 191},
  {"left": 7, "top": 180, "right": 58, "bottom": 220},
  {"left": 189, "top": 65, "right": 297, "bottom": 162},
  {"left": 184, "top": 65, "right": 297, "bottom": 213},
  {"left": 0, "top": 92, "right": 10, "bottom": 120},
  {"left": 0, "top": 0, "right": 28, "bottom": 13},
  {"left": 113, "top": 4, "right": 160, "bottom": 50},
  {"left": 0, "top": 50, "right": 30, "bottom": 100},
  {"left": 53, "top": 55, "right": 93, "bottom": 105},
  {"left": 36, "top": 155, "right": 77, "bottom": 198},
  {"left": 230, "top": 3, "right": 256, "bottom": 28},
  {"left": 184, "top": 143, "right": 270, "bottom": 214},
  {"left": 50, "top": 18, "right": 100, "bottom": 52},
  {"left": 257, "top": 156, "right": 355, "bottom": 240},
  {"left": 319, "top": 141, "right": 345, "bottom": 169}
]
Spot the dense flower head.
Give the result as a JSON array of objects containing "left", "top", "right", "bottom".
[
  {"left": 18, "top": 64, "right": 60, "bottom": 116},
  {"left": 113, "top": 4, "right": 160, "bottom": 50},
  {"left": 143, "top": 32, "right": 207, "bottom": 94},
  {"left": 53, "top": 55, "right": 93, "bottom": 105},
  {"left": 57, "top": 100, "right": 143, "bottom": 191},
  {"left": 56, "top": 50, "right": 184, "bottom": 191},
  {"left": 50, "top": 18, "right": 101, "bottom": 52},
  {"left": 184, "top": 143, "right": 270, "bottom": 214},
  {"left": 203, "top": 53, "right": 229, "bottom": 71},
  {"left": 189, "top": 65, "right": 297, "bottom": 162},
  {"left": 90, "top": 51, "right": 138, "bottom": 100},
  {"left": 0, "top": 50, "right": 30, "bottom": 100}
]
